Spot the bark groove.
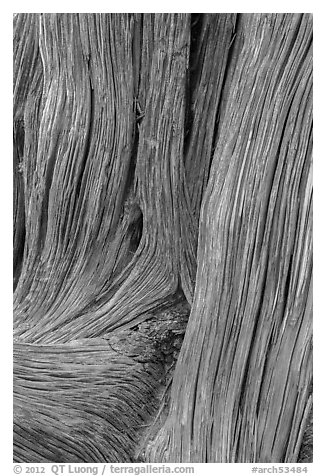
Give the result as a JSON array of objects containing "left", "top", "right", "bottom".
[{"left": 13, "top": 13, "right": 312, "bottom": 463}]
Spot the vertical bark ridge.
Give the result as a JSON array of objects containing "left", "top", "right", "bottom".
[
  {"left": 146, "top": 13, "right": 312, "bottom": 463},
  {"left": 14, "top": 14, "right": 137, "bottom": 342},
  {"left": 179, "top": 13, "right": 238, "bottom": 304},
  {"left": 13, "top": 13, "right": 43, "bottom": 289},
  {"left": 13, "top": 13, "right": 313, "bottom": 463}
]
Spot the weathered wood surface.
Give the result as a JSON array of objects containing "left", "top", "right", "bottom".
[
  {"left": 13, "top": 13, "right": 312, "bottom": 463},
  {"left": 146, "top": 13, "right": 313, "bottom": 463}
]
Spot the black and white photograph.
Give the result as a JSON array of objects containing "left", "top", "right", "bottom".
[{"left": 10, "top": 4, "right": 317, "bottom": 472}]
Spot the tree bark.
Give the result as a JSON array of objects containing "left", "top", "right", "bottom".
[{"left": 13, "top": 13, "right": 312, "bottom": 463}]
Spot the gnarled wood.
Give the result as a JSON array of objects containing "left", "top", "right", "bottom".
[{"left": 13, "top": 13, "right": 312, "bottom": 463}]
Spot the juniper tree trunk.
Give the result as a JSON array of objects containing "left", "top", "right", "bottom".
[{"left": 13, "top": 13, "right": 313, "bottom": 463}]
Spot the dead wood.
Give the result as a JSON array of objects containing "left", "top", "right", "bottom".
[{"left": 13, "top": 13, "right": 312, "bottom": 463}]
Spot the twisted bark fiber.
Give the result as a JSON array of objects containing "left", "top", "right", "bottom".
[{"left": 13, "top": 13, "right": 312, "bottom": 463}]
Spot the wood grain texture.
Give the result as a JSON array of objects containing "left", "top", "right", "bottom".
[
  {"left": 146, "top": 13, "right": 312, "bottom": 463},
  {"left": 13, "top": 13, "right": 312, "bottom": 463}
]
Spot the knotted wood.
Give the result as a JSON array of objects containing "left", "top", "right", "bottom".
[{"left": 13, "top": 13, "right": 312, "bottom": 463}]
